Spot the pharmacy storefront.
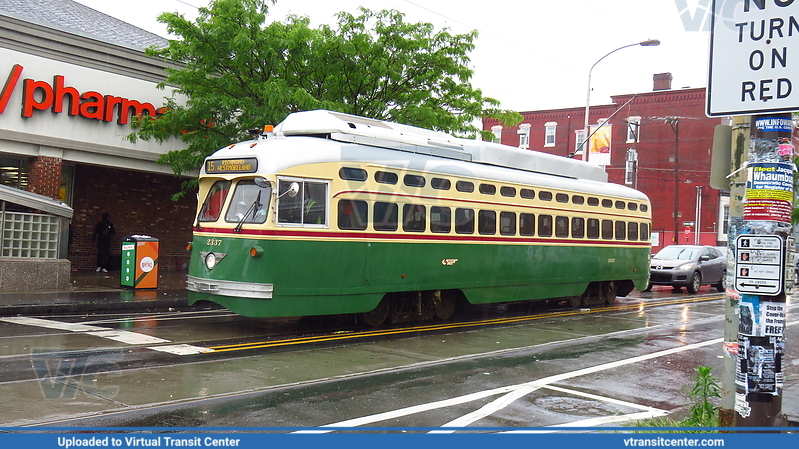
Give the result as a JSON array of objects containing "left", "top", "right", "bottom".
[{"left": 0, "top": 16, "right": 196, "bottom": 280}]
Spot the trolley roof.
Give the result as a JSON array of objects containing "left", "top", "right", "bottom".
[{"left": 275, "top": 110, "right": 608, "bottom": 183}]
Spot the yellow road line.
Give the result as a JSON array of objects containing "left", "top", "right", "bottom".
[{"left": 208, "top": 294, "right": 723, "bottom": 353}]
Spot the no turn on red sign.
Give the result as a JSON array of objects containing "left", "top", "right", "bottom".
[{"left": 707, "top": 0, "right": 799, "bottom": 116}]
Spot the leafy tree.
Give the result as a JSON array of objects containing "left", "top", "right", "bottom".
[{"left": 129, "top": 0, "right": 521, "bottom": 195}]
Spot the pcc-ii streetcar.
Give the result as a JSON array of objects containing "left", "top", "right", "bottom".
[{"left": 186, "top": 110, "right": 651, "bottom": 325}]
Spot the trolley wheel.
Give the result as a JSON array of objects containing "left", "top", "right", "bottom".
[
  {"left": 359, "top": 297, "right": 390, "bottom": 327},
  {"left": 433, "top": 291, "right": 457, "bottom": 320},
  {"left": 568, "top": 295, "right": 583, "bottom": 308},
  {"left": 601, "top": 281, "right": 618, "bottom": 305}
]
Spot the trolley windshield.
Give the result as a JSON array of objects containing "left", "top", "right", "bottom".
[{"left": 225, "top": 179, "right": 272, "bottom": 224}]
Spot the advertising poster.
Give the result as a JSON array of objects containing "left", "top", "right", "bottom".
[
  {"left": 588, "top": 124, "right": 611, "bottom": 166},
  {"left": 736, "top": 296, "right": 786, "bottom": 396},
  {"left": 743, "top": 161, "right": 793, "bottom": 223}
]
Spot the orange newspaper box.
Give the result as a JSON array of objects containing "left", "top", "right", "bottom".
[{"left": 121, "top": 235, "right": 159, "bottom": 289}]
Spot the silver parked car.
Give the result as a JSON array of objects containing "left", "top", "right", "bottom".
[{"left": 644, "top": 245, "right": 727, "bottom": 293}]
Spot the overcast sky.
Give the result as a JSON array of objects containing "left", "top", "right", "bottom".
[{"left": 73, "top": 0, "right": 712, "bottom": 112}]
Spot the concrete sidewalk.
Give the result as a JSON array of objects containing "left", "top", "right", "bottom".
[
  {"left": 0, "top": 269, "right": 796, "bottom": 428},
  {"left": 0, "top": 269, "right": 198, "bottom": 316}
]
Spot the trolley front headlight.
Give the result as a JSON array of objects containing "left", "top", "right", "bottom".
[{"left": 205, "top": 252, "right": 218, "bottom": 270}]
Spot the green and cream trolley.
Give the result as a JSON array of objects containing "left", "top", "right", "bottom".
[{"left": 186, "top": 110, "right": 651, "bottom": 324}]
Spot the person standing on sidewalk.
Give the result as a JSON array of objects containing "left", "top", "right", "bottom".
[{"left": 91, "top": 212, "right": 115, "bottom": 272}]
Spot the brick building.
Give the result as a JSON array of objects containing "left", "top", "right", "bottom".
[
  {"left": 0, "top": 0, "right": 195, "bottom": 274},
  {"left": 484, "top": 73, "right": 728, "bottom": 252}
]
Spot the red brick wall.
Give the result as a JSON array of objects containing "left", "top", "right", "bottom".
[
  {"left": 28, "top": 156, "right": 62, "bottom": 199},
  {"left": 484, "top": 88, "right": 724, "bottom": 247},
  {"left": 68, "top": 165, "right": 196, "bottom": 272}
]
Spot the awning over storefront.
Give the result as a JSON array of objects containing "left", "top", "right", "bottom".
[{"left": 0, "top": 184, "right": 73, "bottom": 218}]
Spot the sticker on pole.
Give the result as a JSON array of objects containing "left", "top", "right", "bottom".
[
  {"left": 743, "top": 161, "right": 793, "bottom": 223},
  {"left": 734, "top": 234, "right": 784, "bottom": 295}
]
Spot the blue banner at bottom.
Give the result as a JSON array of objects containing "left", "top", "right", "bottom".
[{"left": 0, "top": 431, "right": 794, "bottom": 449}]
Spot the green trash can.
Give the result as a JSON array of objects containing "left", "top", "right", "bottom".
[{"left": 121, "top": 235, "right": 159, "bottom": 288}]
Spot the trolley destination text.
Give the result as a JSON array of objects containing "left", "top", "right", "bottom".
[{"left": 205, "top": 158, "right": 258, "bottom": 174}]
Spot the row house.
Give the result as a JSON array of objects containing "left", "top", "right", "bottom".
[{"left": 484, "top": 73, "right": 728, "bottom": 252}]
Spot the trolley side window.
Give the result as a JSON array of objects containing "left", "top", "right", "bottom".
[
  {"left": 338, "top": 200, "right": 368, "bottom": 230},
  {"left": 479, "top": 184, "right": 496, "bottom": 195},
  {"left": 555, "top": 216, "right": 569, "bottom": 238},
  {"left": 615, "top": 221, "right": 626, "bottom": 240},
  {"left": 601, "top": 219, "right": 613, "bottom": 239},
  {"left": 500, "top": 186, "right": 516, "bottom": 197},
  {"left": 640, "top": 223, "right": 650, "bottom": 241},
  {"left": 478, "top": 210, "right": 496, "bottom": 235},
  {"left": 520, "top": 213, "right": 535, "bottom": 236},
  {"left": 627, "top": 222, "right": 639, "bottom": 241},
  {"left": 277, "top": 179, "right": 328, "bottom": 226},
  {"left": 375, "top": 171, "right": 398, "bottom": 185},
  {"left": 403, "top": 204, "right": 426, "bottom": 232},
  {"left": 456, "top": 181, "right": 474, "bottom": 193},
  {"left": 538, "top": 215, "right": 553, "bottom": 237},
  {"left": 404, "top": 175, "right": 426, "bottom": 188},
  {"left": 430, "top": 206, "right": 451, "bottom": 233},
  {"left": 455, "top": 208, "right": 474, "bottom": 234},
  {"left": 587, "top": 218, "right": 600, "bottom": 239},
  {"left": 431, "top": 178, "right": 451, "bottom": 190},
  {"left": 198, "top": 180, "right": 231, "bottom": 222},
  {"left": 374, "top": 202, "right": 398, "bottom": 231},
  {"left": 500, "top": 212, "right": 516, "bottom": 236},
  {"left": 572, "top": 217, "right": 585, "bottom": 238},
  {"left": 339, "top": 167, "right": 367, "bottom": 181},
  {"left": 224, "top": 179, "right": 272, "bottom": 224}
]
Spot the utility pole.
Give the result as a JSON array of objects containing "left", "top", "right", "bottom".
[
  {"left": 718, "top": 116, "right": 750, "bottom": 427},
  {"left": 732, "top": 113, "right": 793, "bottom": 427}
]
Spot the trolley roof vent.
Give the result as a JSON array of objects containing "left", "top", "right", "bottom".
[
  {"left": 276, "top": 109, "right": 471, "bottom": 161},
  {"left": 275, "top": 110, "right": 607, "bottom": 182}
]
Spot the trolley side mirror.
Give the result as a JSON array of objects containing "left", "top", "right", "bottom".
[
  {"left": 253, "top": 177, "right": 271, "bottom": 189},
  {"left": 277, "top": 182, "right": 300, "bottom": 199}
]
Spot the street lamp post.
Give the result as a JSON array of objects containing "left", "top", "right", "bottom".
[{"left": 581, "top": 39, "right": 660, "bottom": 161}]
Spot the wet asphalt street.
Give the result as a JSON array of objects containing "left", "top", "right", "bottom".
[{"left": 1, "top": 278, "right": 796, "bottom": 430}]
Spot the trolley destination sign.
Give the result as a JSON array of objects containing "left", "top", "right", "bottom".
[
  {"left": 735, "top": 234, "right": 785, "bottom": 295},
  {"left": 205, "top": 158, "right": 258, "bottom": 174}
]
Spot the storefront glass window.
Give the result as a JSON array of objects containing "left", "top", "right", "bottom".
[{"left": 0, "top": 157, "right": 29, "bottom": 190}]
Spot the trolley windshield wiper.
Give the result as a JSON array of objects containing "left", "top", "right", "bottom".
[{"left": 234, "top": 191, "right": 262, "bottom": 232}]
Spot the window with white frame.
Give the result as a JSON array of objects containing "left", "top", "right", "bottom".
[
  {"left": 575, "top": 130, "right": 586, "bottom": 154},
  {"left": 491, "top": 125, "right": 502, "bottom": 144},
  {"left": 626, "top": 116, "right": 641, "bottom": 143},
  {"left": 517, "top": 123, "right": 531, "bottom": 149},
  {"left": 544, "top": 122, "right": 557, "bottom": 147},
  {"left": 717, "top": 195, "right": 730, "bottom": 243}
]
